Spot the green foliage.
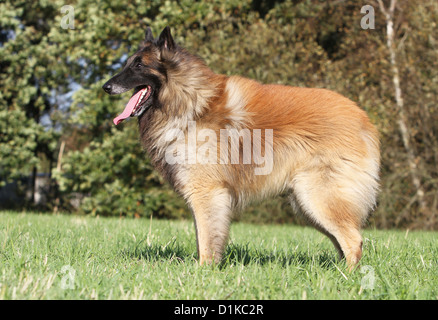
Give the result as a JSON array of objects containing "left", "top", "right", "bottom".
[
  {"left": 0, "top": 0, "right": 437, "bottom": 227},
  {"left": 0, "top": 1, "right": 62, "bottom": 188},
  {"left": 0, "top": 110, "right": 40, "bottom": 185}
]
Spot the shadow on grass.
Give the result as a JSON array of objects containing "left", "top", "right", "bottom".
[
  {"left": 219, "top": 243, "right": 339, "bottom": 270},
  {"left": 120, "top": 238, "right": 197, "bottom": 263},
  {"left": 121, "top": 239, "right": 338, "bottom": 270}
]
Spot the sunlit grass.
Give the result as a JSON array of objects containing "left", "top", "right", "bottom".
[{"left": 0, "top": 211, "right": 436, "bottom": 299}]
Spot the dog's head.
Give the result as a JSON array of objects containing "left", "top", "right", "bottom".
[{"left": 102, "top": 26, "right": 175, "bottom": 125}]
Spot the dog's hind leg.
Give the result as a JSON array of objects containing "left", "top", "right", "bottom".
[
  {"left": 188, "top": 188, "right": 233, "bottom": 265},
  {"left": 294, "top": 194, "right": 364, "bottom": 270},
  {"left": 291, "top": 169, "right": 374, "bottom": 271},
  {"left": 290, "top": 192, "right": 345, "bottom": 261}
]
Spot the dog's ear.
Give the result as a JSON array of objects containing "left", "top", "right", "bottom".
[
  {"left": 157, "top": 26, "right": 175, "bottom": 51},
  {"left": 144, "top": 27, "right": 154, "bottom": 42},
  {"left": 139, "top": 27, "right": 154, "bottom": 49}
]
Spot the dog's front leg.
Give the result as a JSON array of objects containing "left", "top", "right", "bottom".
[{"left": 188, "top": 188, "right": 233, "bottom": 265}]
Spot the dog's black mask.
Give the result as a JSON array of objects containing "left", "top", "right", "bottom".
[{"left": 102, "top": 26, "right": 174, "bottom": 124}]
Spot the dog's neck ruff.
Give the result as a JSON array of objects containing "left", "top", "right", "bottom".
[
  {"left": 137, "top": 51, "right": 222, "bottom": 177},
  {"left": 159, "top": 50, "right": 218, "bottom": 121}
]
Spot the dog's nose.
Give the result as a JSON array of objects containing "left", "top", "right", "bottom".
[{"left": 102, "top": 83, "right": 113, "bottom": 94}]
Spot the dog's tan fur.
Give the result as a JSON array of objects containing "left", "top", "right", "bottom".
[{"left": 137, "top": 41, "right": 380, "bottom": 270}]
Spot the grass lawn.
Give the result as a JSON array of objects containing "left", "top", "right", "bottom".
[{"left": 0, "top": 211, "right": 436, "bottom": 300}]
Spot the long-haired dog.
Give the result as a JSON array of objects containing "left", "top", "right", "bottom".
[{"left": 103, "top": 26, "right": 380, "bottom": 270}]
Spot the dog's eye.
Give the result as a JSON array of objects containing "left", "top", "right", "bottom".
[{"left": 134, "top": 62, "right": 143, "bottom": 69}]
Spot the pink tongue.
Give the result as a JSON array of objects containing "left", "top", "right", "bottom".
[{"left": 113, "top": 89, "right": 145, "bottom": 125}]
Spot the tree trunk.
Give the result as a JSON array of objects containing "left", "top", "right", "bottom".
[
  {"left": 377, "top": 0, "right": 427, "bottom": 212},
  {"left": 31, "top": 166, "right": 37, "bottom": 204},
  {"left": 53, "top": 140, "right": 65, "bottom": 214}
]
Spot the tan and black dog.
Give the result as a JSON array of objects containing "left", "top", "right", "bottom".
[{"left": 103, "top": 26, "right": 380, "bottom": 270}]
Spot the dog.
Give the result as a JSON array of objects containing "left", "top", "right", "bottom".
[{"left": 102, "top": 26, "right": 380, "bottom": 270}]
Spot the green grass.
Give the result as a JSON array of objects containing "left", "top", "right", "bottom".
[{"left": 0, "top": 211, "right": 437, "bottom": 300}]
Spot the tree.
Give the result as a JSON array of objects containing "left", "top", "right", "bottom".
[
  {"left": 377, "top": 0, "right": 426, "bottom": 212},
  {"left": 0, "top": 1, "right": 62, "bottom": 199}
]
